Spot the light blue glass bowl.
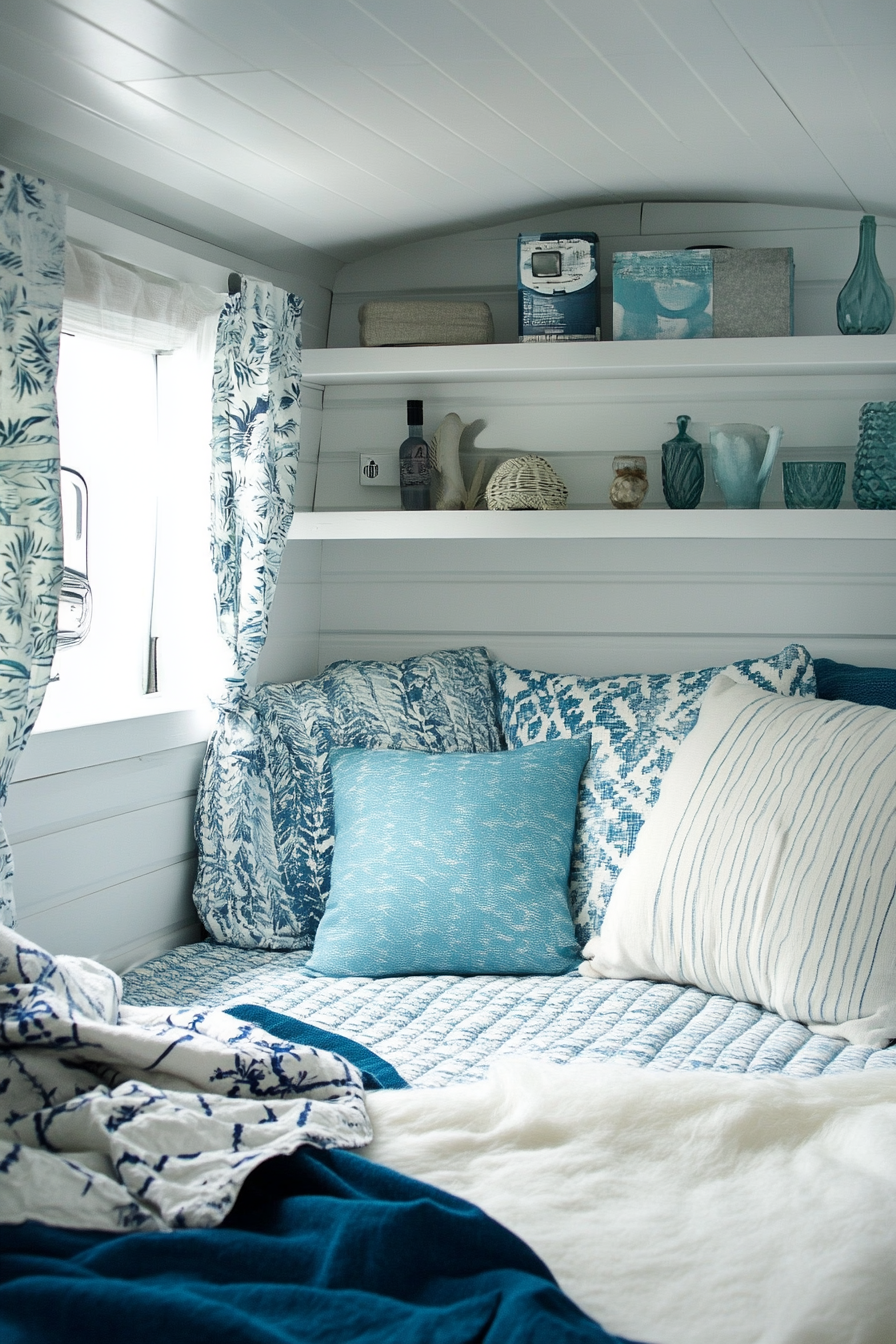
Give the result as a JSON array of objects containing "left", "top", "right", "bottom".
[{"left": 783, "top": 461, "right": 845, "bottom": 509}]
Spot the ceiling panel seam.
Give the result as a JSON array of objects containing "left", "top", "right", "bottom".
[
  {"left": 147, "top": 0, "right": 585, "bottom": 210},
  {"left": 0, "top": 51, "right": 387, "bottom": 247},
  {"left": 627, "top": 0, "right": 751, "bottom": 138},
  {"left": 346, "top": 0, "right": 633, "bottom": 198},
  {"left": 127, "top": 73, "right": 483, "bottom": 220},
  {"left": 709, "top": 0, "right": 862, "bottom": 210},
  {"left": 543, "top": 0, "right": 683, "bottom": 142},
  {"left": 447, "top": 0, "right": 676, "bottom": 177}
]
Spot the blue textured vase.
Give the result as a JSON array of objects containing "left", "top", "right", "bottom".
[
  {"left": 853, "top": 401, "right": 896, "bottom": 509},
  {"left": 837, "top": 216, "right": 895, "bottom": 336},
  {"left": 662, "top": 414, "right": 704, "bottom": 509}
]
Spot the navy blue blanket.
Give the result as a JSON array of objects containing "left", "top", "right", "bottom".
[
  {"left": 0, "top": 1147, "right": 635, "bottom": 1343},
  {"left": 226, "top": 1001, "right": 409, "bottom": 1089}
]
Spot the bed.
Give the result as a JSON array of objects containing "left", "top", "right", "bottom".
[
  {"left": 5, "top": 645, "right": 896, "bottom": 1343},
  {"left": 122, "top": 942, "right": 896, "bottom": 1084}
]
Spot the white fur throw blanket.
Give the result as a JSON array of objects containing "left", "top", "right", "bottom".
[
  {"left": 0, "top": 929, "right": 370, "bottom": 1233},
  {"left": 364, "top": 1058, "right": 896, "bottom": 1344}
]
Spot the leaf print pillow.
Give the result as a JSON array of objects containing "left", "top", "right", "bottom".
[
  {"left": 193, "top": 647, "right": 504, "bottom": 950},
  {"left": 493, "top": 645, "right": 815, "bottom": 943}
]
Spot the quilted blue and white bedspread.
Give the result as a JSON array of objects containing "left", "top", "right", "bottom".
[{"left": 123, "top": 944, "right": 896, "bottom": 1087}]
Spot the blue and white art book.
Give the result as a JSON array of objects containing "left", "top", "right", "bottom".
[{"left": 613, "top": 249, "right": 713, "bottom": 340}]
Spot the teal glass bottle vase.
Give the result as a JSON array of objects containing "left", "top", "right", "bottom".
[
  {"left": 837, "top": 216, "right": 895, "bottom": 335},
  {"left": 661, "top": 414, "right": 704, "bottom": 509},
  {"left": 853, "top": 401, "right": 896, "bottom": 509}
]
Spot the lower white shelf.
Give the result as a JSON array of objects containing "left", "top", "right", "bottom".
[{"left": 289, "top": 509, "right": 896, "bottom": 542}]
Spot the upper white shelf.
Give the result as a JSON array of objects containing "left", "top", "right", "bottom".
[
  {"left": 302, "top": 335, "right": 896, "bottom": 386},
  {"left": 288, "top": 509, "right": 896, "bottom": 542}
]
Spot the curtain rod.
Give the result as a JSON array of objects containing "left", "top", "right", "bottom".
[{"left": 228, "top": 271, "right": 241, "bottom": 295}]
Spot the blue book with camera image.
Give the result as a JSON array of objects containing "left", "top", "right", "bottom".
[{"left": 518, "top": 232, "right": 599, "bottom": 341}]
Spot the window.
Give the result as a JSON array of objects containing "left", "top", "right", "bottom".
[{"left": 37, "top": 328, "right": 224, "bottom": 733}]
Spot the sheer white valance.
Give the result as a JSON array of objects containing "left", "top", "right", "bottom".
[{"left": 63, "top": 241, "right": 225, "bottom": 352}]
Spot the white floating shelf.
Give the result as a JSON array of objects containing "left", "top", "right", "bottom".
[
  {"left": 302, "top": 336, "right": 896, "bottom": 386},
  {"left": 289, "top": 509, "right": 896, "bottom": 542}
]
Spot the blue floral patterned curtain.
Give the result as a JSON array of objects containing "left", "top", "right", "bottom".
[
  {"left": 210, "top": 279, "right": 302, "bottom": 700},
  {"left": 0, "top": 167, "right": 66, "bottom": 926}
]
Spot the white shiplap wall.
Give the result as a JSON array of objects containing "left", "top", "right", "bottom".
[
  {"left": 255, "top": 540, "right": 323, "bottom": 687},
  {"left": 310, "top": 361, "right": 892, "bottom": 513},
  {"left": 8, "top": 712, "right": 209, "bottom": 973},
  {"left": 262, "top": 530, "right": 896, "bottom": 691},
  {"left": 328, "top": 200, "right": 896, "bottom": 348},
  {"left": 268, "top": 201, "right": 896, "bottom": 698},
  {"left": 317, "top": 201, "right": 896, "bottom": 511}
]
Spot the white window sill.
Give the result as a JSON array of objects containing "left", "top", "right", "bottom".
[
  {"left": 33, "top": 686, "right": 213, "bottom": 736},
  {"left": 19, "top": 700, "right": 215, "bottom": 780}
]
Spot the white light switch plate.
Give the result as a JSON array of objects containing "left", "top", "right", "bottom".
[{"left": 359, "top": 453, "right": 399, "bottom": 486}]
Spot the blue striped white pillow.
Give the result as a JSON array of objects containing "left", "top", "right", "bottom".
[{"left": 582, "top": 675, "right": 896, "bottom": 1048}]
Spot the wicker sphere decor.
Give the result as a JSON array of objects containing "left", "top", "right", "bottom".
[{"left": 485, "top": 455, "right": 568, "bottom": 511}]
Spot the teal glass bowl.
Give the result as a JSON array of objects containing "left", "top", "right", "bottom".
[{"left": 783, "top": 461, "right": 845, "bottom": 509}]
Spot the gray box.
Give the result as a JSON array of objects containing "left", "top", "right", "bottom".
[{"left": 712, "top": 248, "right": 794, "bottom": 338}]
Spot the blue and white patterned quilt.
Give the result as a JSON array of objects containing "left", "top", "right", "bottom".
[{"left": 123, "top": 943, "right": 896, "bottom": 1087}]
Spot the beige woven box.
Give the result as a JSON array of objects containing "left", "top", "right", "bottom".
[{"left": 358, "top": 301, "right": 494, "bottom": 347}]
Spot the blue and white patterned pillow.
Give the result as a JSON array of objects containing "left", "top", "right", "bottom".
[
  {"left": 493, "top": 645, "right": 815, "bottom": 942},
  {"left": 194, "top": 648, "right": 503, "bottom": 951}
]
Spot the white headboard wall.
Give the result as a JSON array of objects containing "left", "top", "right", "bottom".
[
  {"left": 257, "top": 520, "right": 896, "bottom": 688},
  {"left": 312, "top": 198, "right": 896, "bottom": 516}
]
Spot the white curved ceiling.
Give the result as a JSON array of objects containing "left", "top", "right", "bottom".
[{"left": 1, "top": 0, "right": 894, "bottom": 265}]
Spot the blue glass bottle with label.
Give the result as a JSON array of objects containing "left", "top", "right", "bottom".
[{"left": 399, "top": 399, "right": 431, "bottom": 510}]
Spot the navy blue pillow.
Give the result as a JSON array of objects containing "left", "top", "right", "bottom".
[{"left": 814, "top": 658, "right": 896, "bottom": 710}]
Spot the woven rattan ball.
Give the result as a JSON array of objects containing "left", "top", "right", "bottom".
[{"left": 485, "top": 455, "right": 568, "bottom": 511}]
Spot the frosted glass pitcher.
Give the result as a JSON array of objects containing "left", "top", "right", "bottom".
[{"left": 709, "top": 423, "right": 783, "bottom": 509}]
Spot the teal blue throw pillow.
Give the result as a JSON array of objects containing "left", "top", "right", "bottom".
[{"left": 305, "top": 739, "right": 590, "bottom": 977}]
